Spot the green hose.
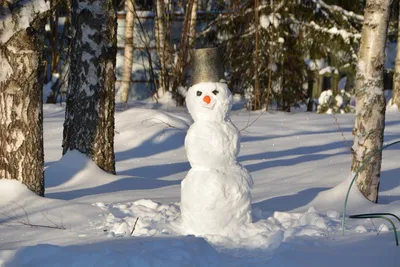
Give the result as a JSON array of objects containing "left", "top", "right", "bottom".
[
  {"left": 341, "top": 140, "right": 400, "bottom": 236},
  {"left": 349, "top": 213, "right": 400, "bottom": 246}
]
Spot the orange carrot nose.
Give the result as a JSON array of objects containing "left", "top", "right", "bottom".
[{"left": 203, "top": 95, "right": 211, "bottom": 104}]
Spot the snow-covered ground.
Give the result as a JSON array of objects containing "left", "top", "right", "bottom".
[{"left": 1, "top": 103, "right": 400, "bottom": 266}]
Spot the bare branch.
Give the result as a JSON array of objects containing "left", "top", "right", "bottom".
[
  {"left": 141, "top": 117, "right": 187, "bottom": 131},
  {"left": 1, "top": 202, "right": 66, "bottom": 230},
  {"left": 239, "top": 110, "right": 266, "bottom": 133},
  {"left": 130, "top": 217, "right": 139, "bottom": 235},
  {"left": 330, "top": 113, "right": 350, "bottom": 151}
]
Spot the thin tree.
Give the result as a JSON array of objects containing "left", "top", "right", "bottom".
[
  {"left": 120, "top": 0, "right": 135, "bottom": 103},
  {"left": 392, "top": 0, "right": 400, "bottom": 110},
  {"left": 171, "top": 0, "right": 195, "bottom": 104},
  {"left": 351, "top": 0, "right": 390, "bottom": 202},
  {"left": 0, "top": 1, "right": 49, "bottom": 196},
  {"left": 63, "top": 0, "right": 119, "bottom": 174},
  {"left": 253, "top": 0, "right": 261, "bottom": 111},
  {"left": 188, "top": 0, "right": 198, "bottom": 49},
  {"left": 155, "top": 0, "right": 168, "bottom": 93}
]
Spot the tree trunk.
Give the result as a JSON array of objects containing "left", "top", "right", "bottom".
[
  {"left": 351, "top": 0, "right": 390, "bottom": 203},
  {"left": 253, "top": 0, "right": 261, "bottom": 111},
  {"left": 63, "top": 0, "right": 117, "bottom": 174},
  {"left": 188, "top": 0, "right": 198, "bottom": 48},
  {"left": 172, "top": 0, "right": 194, "bottom": 104},
  {"left": 306, "top": 74, "right": 314, "bottom": 112},
  {"left": 0, "top": 2, "right": 48, "bottom": 196},
  {"left": 392, "top": 0, "right": 400, "bottom": 110},
  {"left": 155, "top": 0, "right": 167, "bottom": 92},
  {"left": 120, "top": 0, "right": 135, "bottom": 103},
  {"left": 265, "top": 68, "right": 272, "bottom": 111}
]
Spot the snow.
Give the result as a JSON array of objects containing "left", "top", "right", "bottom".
[
  {"left": 387, "top": 98, "right": 399, "bottom": 112},
  {"left": 338, "top": 76, "right": 347, "bottom": 90},
  {"left": 260, "top": 13, "right": 281, "bottom": 29},
  {"left": 307, "top": 21, "right": 361, "bottom": 42},
  {"left": 335, "top": 94, "right": 344, "bottom": 108},
  {"left": 319, "top": 66, "right": 339, "bottom": 75},
  {"left": 318, "top": 89, "right": 333, "bottom": 105},
  {"left": 1, "top": 103, "right": 400, "bottom": 266},
  {"left": 268, "top": 62, "right": 278, "bottom": 72},
  {"left": 306, "top": 58, "right": 326, "bottom": 71},
  {"left": 385, "top": 41, "right": 397, "bottom": 70}
]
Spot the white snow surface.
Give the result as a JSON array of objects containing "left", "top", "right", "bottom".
[{"left": 1, "top": 103, "right": 400, "bottom": 266}]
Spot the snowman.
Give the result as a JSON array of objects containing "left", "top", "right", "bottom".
[{"left": 181, "top": 48, "right": 253, "bottom": 235}]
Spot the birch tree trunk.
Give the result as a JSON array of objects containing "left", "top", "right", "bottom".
[
  {"left": 63, "top": 0, "right": 117, "bottom": 174},
  {"left": 351, "top": 0, "right": 390, "bottom": 203},
  {"left": 188, "top": 0, "right": 198, "bottom": 48},
  {"left": 392, "top": 0, "right": 400, "bottom": 110},
  {"left": 0, "top": 1, "right": 49, "bottom": 196},
  {"left": 155, "top": 0, "right": 167, "bottom": 92},
  {"left": 120, "top": 0, "right": 135, "bottom": 103}
]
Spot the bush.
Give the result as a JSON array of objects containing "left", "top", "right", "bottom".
[{"left": 317, "top": 89, "right": 354, "bottom": 114}]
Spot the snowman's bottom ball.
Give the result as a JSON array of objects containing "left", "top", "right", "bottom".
[{"left": 181, "top": 165, "right": 252, "bottom": 235}]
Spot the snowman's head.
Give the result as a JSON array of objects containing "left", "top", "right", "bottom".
[{"left": 186, "top": 82, "right": 233, "bottom": 122}]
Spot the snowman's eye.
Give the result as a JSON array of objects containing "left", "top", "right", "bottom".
[
  {"left": 212, "top": 90, "right": 219, "bottom": 95},
  {"left": 196, "top": 91, "right": 202, "bottom": 96}
]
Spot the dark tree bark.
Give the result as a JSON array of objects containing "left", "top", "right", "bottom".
[
  {"left": 0, "top": 2, "right": 48, "bottom": 196},
  {"left": 63, "top": 0, "right": 118, "bottom": 174}
]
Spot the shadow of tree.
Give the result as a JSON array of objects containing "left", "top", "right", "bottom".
[
  {"left": 252, "top": 187, "right": 329, "bottom": 217},
  {"left": 46, "top": 177, "right": 181, "bottom": 200},
  {"left": 380, "top": 168, "right": 400, "bottom": 192},
  {"left": 115, "top": 129, "right": 186, "bottom": 161},
  {"left": 243, "top": 152, "right": 347, "bottom": 173},
  {"left": 118, "top": 162, "right": 190, "bottom": 178},
  {"left": 239, "top": 140, "right": 349, "bottom": 163}
]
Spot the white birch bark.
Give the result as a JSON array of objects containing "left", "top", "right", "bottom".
[
  {"left": 188, "top": 0, "right": 198, "bottom": 48},
  {"left": 120, "top": 0, "right": 135, "bottom": 103},
  {"left": 351, "top": 0, "right": 390, "bottom": 203},
  {"left": 0, "top": 0, "right": 49, "bottom": 196},
  {"left": 63, "top": 0, "right": 117, "bottom": 174},
  {"left": 155, "top": 0, "right": 167, "bottom": 92},
  {"left": 392, "top": 0, "right": 400, "bottom": 110}
]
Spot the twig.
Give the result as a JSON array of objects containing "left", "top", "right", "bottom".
[
  {"left": 370, "top": 218, "right": 379, "bottom": 234},
  {"left": 142, "top": 117, "right": 187, "bottom": 131},
  {"left": 240, "top": 110, "right": 266, "bottom": 133},
  {"left": 330, "top": 113, "right": 350, "bottom": 151},
  {"left": 1, "top": 202, "right": 65, "bottom": 230},
  {"left": 130, "top": 217, "right": 139, "bottom": 235},
  {"left": 132, "top": 4, "right": 159, "bottom": 98},
  {"left": 1, "top": 211, "right": 66, "bottom": 229},
  {"left": 321, "top": 226, "right": 331, "bottom": 240}
]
